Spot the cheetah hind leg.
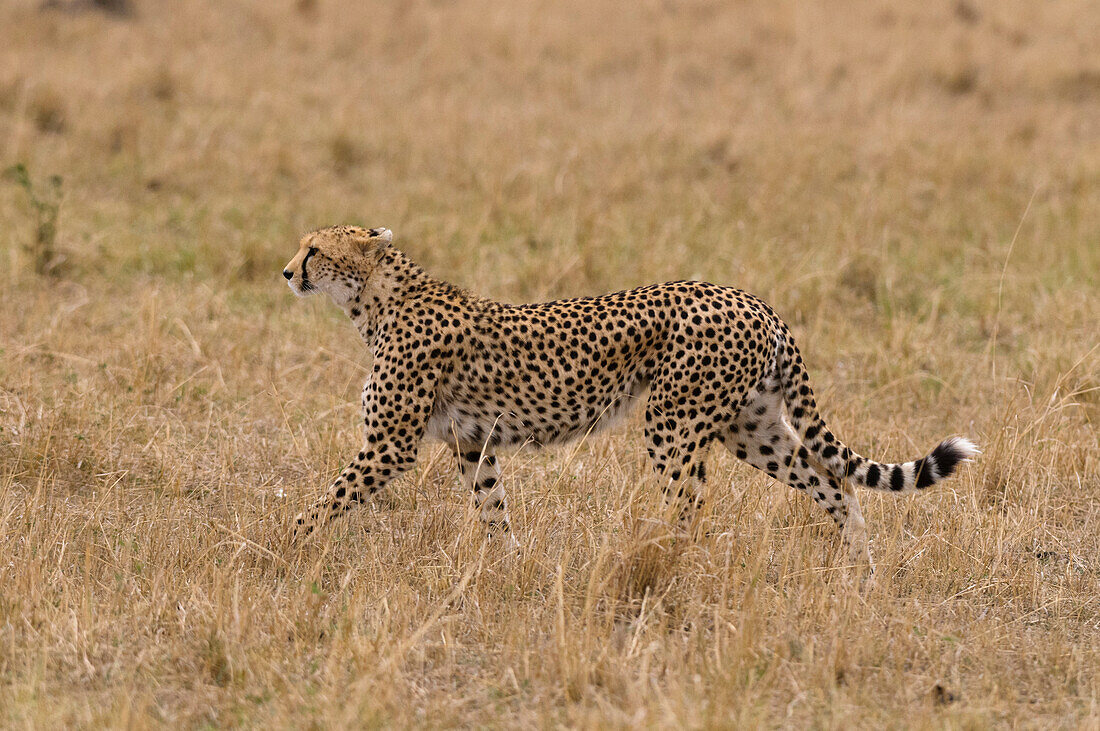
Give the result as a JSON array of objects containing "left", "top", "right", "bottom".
[
  {"left": 643, "top": 416, "right": 712, "bottom": 533},
  {"left": 454, "top": 446, "right": 519, "bottom": 552},
  {"left": 724, "top": 373, "right": 872, "bottom": 569}
]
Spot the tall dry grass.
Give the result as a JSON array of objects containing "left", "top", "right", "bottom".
[{"left": 1, "top": 0, "right": 1097, "bottom": 726}]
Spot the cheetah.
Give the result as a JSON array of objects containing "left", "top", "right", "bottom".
[{"left": 283, "top": 225, "right": 978, "bottom": 563}]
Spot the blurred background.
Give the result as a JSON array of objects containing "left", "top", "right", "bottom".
[
  {"left": 3, "top": 0, "right": 1097, "bottom": 297},
  {"left": 0, "top": 0, "right": 1097, "bottom": 726}
]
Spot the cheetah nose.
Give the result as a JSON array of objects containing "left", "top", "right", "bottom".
[{"left": 283, "top": 270, "right": 293, "bottom": 280}]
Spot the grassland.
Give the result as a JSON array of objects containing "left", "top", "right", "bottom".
[{"left": 1, "top": 0, "right": 1098, "bottom": 727}]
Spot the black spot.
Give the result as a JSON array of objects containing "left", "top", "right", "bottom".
[
  {"left": 865, "top": 464, "right": 880, "bottom": 487},
  {"left": 932, "top": 683, "right": 957, "bottom": 706},
  {"left": 890, "top": 465, "right": 905, "bottom": 491},
  {"left": 931, "top": 440, "right": 964, "bottom": 479},
  {"left": 914, "top": 457, "right": 936, "bottom": 488}
]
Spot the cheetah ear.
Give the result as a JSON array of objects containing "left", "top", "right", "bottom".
[
  {"left": 353, "top": 227, "right": 393, "bottom": 255},
  {"left": 367, "top": 228, "right": 393, "bottom": 246}
]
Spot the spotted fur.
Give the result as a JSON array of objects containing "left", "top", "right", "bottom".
[{"left": 283, "top": 225, "right": 978, "bottom": 562}]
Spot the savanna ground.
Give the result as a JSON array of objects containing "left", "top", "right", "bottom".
[{"left": 1, "top": 0, "right": 1098, "bottom": 727}]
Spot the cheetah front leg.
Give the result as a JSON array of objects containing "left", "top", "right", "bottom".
[
  {"left": 454, "top": 445, "right": 518, "bottom": 549},
  {"left": 292, "top": 438, "right": 420, "bottom": 541},
  {"left": 292, "top": 358, "right": 437, "bottom": 542}
]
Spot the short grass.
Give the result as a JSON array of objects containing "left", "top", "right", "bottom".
[{"left": 1, "top": 0, "right": 1098, "bottom": 727}]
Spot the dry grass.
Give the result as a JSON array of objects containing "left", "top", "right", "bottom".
[{"left": 1, "top": 0, "right": 1098, "bottom": 727}]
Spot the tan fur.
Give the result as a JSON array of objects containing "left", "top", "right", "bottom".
[{"left": 284, "top": 226, "right": 977, "bottom": 563}]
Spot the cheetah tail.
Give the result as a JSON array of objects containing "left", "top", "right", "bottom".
[
  {"left": 774, "top": 331, "right": 980, "bottom": 493},
  {"left": 841, "top": 436, "right": 980, "bottom": 493}
]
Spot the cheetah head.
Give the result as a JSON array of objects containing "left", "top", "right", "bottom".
[{"left": 283, "top": 225, "right": 393, "bottom": 304}]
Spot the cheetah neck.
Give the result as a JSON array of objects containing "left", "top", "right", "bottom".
[{"left": 343, "top": 247, "right": 432, "bottom": 339}]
